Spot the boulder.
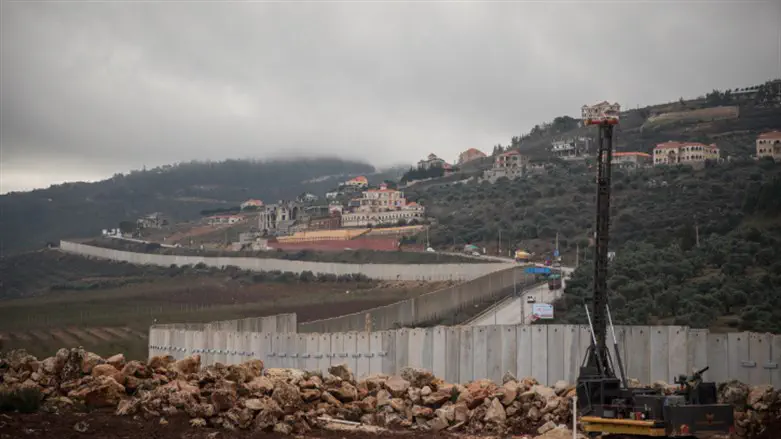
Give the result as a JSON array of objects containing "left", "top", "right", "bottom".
[
  {"left": 106, "top": 354, "right": 126, "bottom": 370},
  {"left": 68, "top": 376, "right": 126, "bottom": 408},
  {"left": 91, "top": 364, "right": 122, "bottom": 382},
  {"left": 484, "top": 398, "right": 506, "bottom": 426},
  {"left": 553, "top": 380, "right": 569, "bottom": 395},
  {"left": 245, "top": 376, "right": 274, "bottom": 394},
  {"left": 272, "top": 381, "right": 302, "bottom": 410},
  {"left": 6, "top": 350, "right": 39, "bottom": 372},
  {"left": 719, "top": 380, "right": 750, "bottom": 407},
  {"left": 121, "top": 361, "right": 150, "bottom": 379},
  {"left": 40, "top": 355, "right": 65, "bottom": 376},
  {"left": 330, "top": 382, "right": 358, "bottom": 402},
  {"left": 376, "top": 389, "right": 391, "bottom": 407},
  {"left": 400, "top": 367, "right": 435, "bottom": 388},
  {"left": 171, "top": 355, "right": 200, "bottom": 375},
  {"left": 148, "top": 355, "right": 173, "bottom": 370},
  {"left": 500, "top": 380, "right": 520, "bottom": 405},
  {"left": 81, "top": 352, "right": 105, "bottom": 375},
  {"left": 422, "top": 388, "right": 452, "bottom": 406},
  {"left": 384, "top": 375, "right": 410, "bottom": 398},
  {"left": 327, "top": 364, "right": 354, "bottom": 382},
  {"left": 59, "top": 348, "right": 85, "bottom": 382},
  {"left": 502, "top": 371, "right": 518, "bottom": 384},
  {"left": 265, "top": 368, "right": 306, "bottom": 385},
  {"left": 411, "top": 405, "right": 434, "bottom": 419},
  {"left": 210, "top": 388, "right": 237, "bottom": 412},
  {"left": 747, "top": 384, "right": 777, "bottom": 411},
  {"left": 453, "top": 402, "right": 469, "bottom": 423},
  {"left": 301, "top": 388, "right": 321, "bottom": 402},
  {"left": 244, "top": 397, "right": 269, "bottom": 411}
]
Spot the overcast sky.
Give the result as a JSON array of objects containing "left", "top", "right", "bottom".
[{"left": 1, "top": 1, "right": 780, "bottom": 194}]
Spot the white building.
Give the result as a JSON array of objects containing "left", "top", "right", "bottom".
[{"left": 341, "top": 183, "right": 425, "bottom": 227}]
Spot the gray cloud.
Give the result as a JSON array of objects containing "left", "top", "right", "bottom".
[{"left": 2, "top": 1, "right": 779, "bottom": 193}]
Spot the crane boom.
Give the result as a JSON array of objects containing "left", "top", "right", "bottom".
[
  {"left": 575, "top": 102, "right": 735, "bottom": 438},
  {"left": 576, "top": 102, "right": 622, "bottom": 415}
]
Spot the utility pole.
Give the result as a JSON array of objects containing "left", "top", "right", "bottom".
[
  {"left": 695, "top": 221, "right": 700, "bottom": 248},
  {"left": 498, "top": 229, "right": 502, "bottom": 256},
  {"left": 576, "top": 242, "right": 580, "bottom": 267}
]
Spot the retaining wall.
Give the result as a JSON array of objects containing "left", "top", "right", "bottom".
[
  {"left": 298, "top": 268, "right": 537, "bottom": 333},
  {"left": 60, "top": 241, "right": 513, "bottom": 282},
  {"left": 148, "top": 324, "right": 781, "bottom": 387}
]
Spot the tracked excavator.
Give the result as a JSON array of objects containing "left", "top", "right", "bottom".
[{"left": 575, "top": 102, "right": 734, "bottom": 438}]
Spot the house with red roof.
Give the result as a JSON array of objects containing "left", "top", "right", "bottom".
[
  {"left": 343, "top": 175, "right": 368, "bottom": 188},
  {"left": 458, "top": 148, "right": 487, "bottom": 164},
  {"left": 756, "top": 131, "right": 781, "bottom": 161},
  {"left": 482, "top": 150, "right": 529, "bottom": 183},
  {"left": 653, "top": 141, "right": 720, "bottom": 168}
]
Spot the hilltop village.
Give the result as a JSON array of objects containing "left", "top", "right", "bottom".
[{"left": 102, "top": 128, "right": 781, "bottom": 256}]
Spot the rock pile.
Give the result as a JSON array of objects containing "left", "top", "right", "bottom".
[
  {"left": 719, "top": 380, "right": 781, "bottom": 439},
  {"left": 0, "top": 349, "right": 578, "bottom": 436},
  {"left": 1, "top": 348, "right": 779, "bottom": 438}
]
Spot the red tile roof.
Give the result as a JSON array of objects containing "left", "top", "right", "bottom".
[{"left": 758, "top": 131, "right": 781, "bottom": 140}]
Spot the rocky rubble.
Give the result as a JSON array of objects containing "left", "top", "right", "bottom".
[{"left": 0, "top": 348, "right": 778, "bottom": 438}]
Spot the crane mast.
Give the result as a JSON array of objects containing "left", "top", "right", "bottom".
[
  {"left": 576, "top": 101, "right": 623, "bottom": 414},
  {"left": 590, "top": 119, "right": 615, "bottom": 375},
  {"left": 575, "top": 102, "right": 735, "bottom": 437}
]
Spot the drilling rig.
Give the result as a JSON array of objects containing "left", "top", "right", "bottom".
[{"left": 575, "top": 102, "right": 734, "bottom": 438}]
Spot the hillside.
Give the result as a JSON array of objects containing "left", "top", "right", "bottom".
[
  {"left": 556, "top": 225, "right": 781, "bottom": 333},
  {"left": 0, "top": 158, "right": 393, "bottom": 255},
  {"left": 410, "top": 159, "right": 779, "bottom": 254},
  {"left": 407, "top": 156, "right": 781, "bottom": 331},
  {"left": 491, "top": 80, "right": 781, "bottom": 160}
]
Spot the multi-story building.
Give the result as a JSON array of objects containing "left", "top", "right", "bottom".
[
  {"left": 417, "top": 153, "right": 446, "bottom": 170},
  {"left": 612, "top": 152, "right": 652, "bottom": 169},
  {"left": 482, "top": 150, "right": 529, "bottom": 183},
  {"left": 342, "top": 176, "right": 368, "bottom": 188},
  {"left": 341, "top": 183, "right": 425, "bottom": 227},
  {"left": 240, "top": 199, "right": 263, "bottom": 210},
  {"left": 137, "top": 212, "right": 166, "bottom": 229},
  {"left": 653, "top": 141, "right": 720, "bottom": 168},
  {"left": 206, "top": 214, "right": 244, "bottom": 225},
  {"left": 551, "top": 137, "right": 590, "bottom": 159},
  {"left": 756, "top": 131, "right": 781, "bottom": 160},
  {"left": 458, "top": 148, "right": 487, "bottom": 165},
  {"left": 258, "top": 201, "right": 302, "bottom": 235}
]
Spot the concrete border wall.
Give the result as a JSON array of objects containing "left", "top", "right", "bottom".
[
  {"left": 60, "top": 241, "right": 514, "bottom": 282},
  {"left": 152, "top": 313, "right": 297, "bottom": 333},
  {"left": 298, "top": 268, "right": 536, "bottom": 333},
  {"left": 148, "top": 324, "right": 781, "bottom": 387}
]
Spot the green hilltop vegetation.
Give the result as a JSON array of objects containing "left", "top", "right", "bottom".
[
  {"left": 0, "top": 158, "right": 402, "bottom": 255},
  {"left": 506, "top": 79, "right": 781, "bottom": 160},
  {"left": 402, "top": 78, "right": 781, "bottom": 332},
  {"left": 410, "top": 156, "right": 781, "bottom": 333}
]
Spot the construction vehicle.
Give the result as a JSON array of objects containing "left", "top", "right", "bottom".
[
  {"left": 576, "top": 102, "right": 734, "bottom": 438},
  {"left": 514, "top": 250, "right": 531, "bottom": 263}
]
